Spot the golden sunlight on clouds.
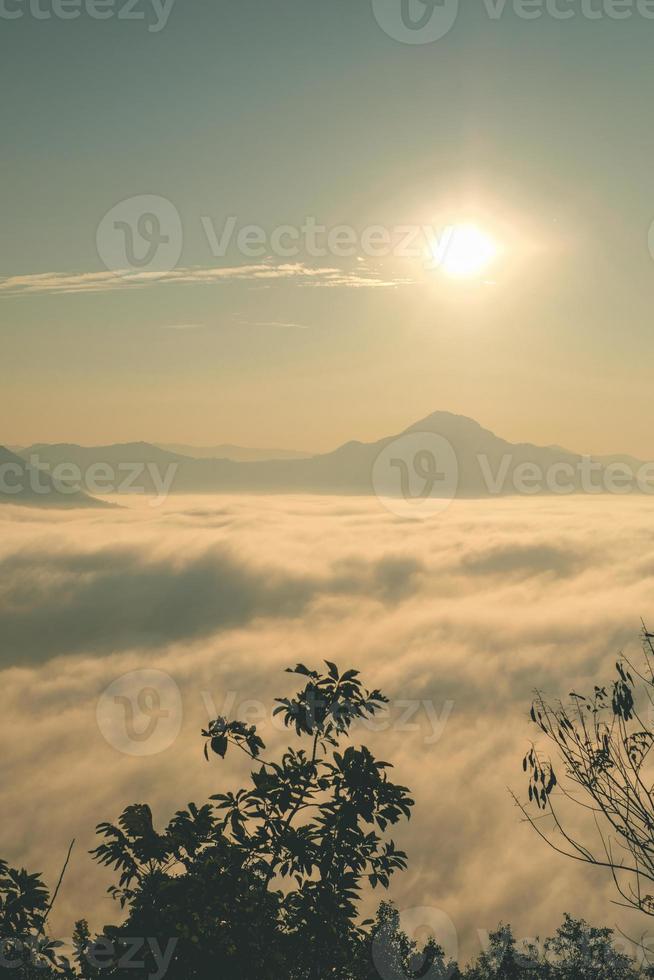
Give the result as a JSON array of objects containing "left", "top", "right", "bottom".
[{"left": 1, "top": 495, "right": 652, "bottom": 959}]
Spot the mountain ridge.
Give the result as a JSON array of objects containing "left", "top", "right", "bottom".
[
  {"left": 6, "top": 412, "right": 653, "bottom": 501},
  {"left": 156, "top": 443, "right": 312, "bottom": 462},
  {"left": 0, "top": 445, "right": 110, "bottom": 507}
]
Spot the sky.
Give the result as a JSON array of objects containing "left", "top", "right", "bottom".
[
  {"left": 3, "top": 1, "right": 654, "bottom": 454},
  {"left": 8, "top": 6, "right": 654, "bottom": 967}
]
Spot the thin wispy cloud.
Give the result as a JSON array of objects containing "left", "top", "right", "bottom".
[
  {"left": 251, "top": 320, "right": 310, "bottom": 329},
  {"left": 0, "top": 263, "right": 413, "bottom": 298}
]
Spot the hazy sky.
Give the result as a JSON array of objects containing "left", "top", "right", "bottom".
[{"left": 3, "top": 1, "right": 654, "bottom": 453}]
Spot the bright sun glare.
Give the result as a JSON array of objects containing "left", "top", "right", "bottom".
[{"left": 431, "top": 223, "right": 499, "bottom": 279}]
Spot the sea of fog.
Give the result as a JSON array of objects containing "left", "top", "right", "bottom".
[{"left": 2, "top": 494, "right": 653, "bottom": 962}]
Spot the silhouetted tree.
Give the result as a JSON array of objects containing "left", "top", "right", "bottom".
[
  {"left": 89, "top": 662, "right": 417, "bottom": 978},
  {"left": 518, "top": 626, "right": 654, "bottom": 922},
  {"left": 463, "top": 925, "right": 539, "bottom": 980},
  {"left": 458, "top": 915, "right": 652, "bottom": 979},
  {"left": 7, "top": 660, "right": 654, "bottom": 978},
  {"left": 0, "top": 860, "right": 68, "bottom": 978},
  {"left": 367, "top": 901, "right": 454, "bottom": 979},
  {"left": 543, "top": 913, "right": 642, "bottom": 979}
]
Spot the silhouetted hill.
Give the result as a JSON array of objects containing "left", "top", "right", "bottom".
[
  {"left": 15, "top": 413, "right": 654, "bottom": 498},
  {"left": 156, "top": 443, "right": 311, "bottom": 461},
  {"left": 22, "top": 441, "right": 184, "bottom": 467},
  {"left": 0, "top": 446, "right": 110, "bottom": 507}
]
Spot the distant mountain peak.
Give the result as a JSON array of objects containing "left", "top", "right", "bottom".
[
  {"left": 406, "top": 410, "right": 486, "bottom": 431},
  {"left": 7, "top": 412, "right": 652, "bottom": 500}
]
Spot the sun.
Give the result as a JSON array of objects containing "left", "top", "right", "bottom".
[{"left": 430, "top": 223, "right": 499, "bottom": 279}]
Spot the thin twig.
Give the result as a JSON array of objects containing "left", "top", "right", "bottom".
[{"left": 41, "top": 839, "right": 75, "bottom": 931}]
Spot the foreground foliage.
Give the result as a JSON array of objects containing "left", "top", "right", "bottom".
[
  {"left": 4, "top": 660, "right": 654, "bottom": 977},
  {"left": 521, "top": 626, "right": 654, "bottom": 920}
]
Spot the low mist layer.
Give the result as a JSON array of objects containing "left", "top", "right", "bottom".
[{"left": 1, "top": 494, "right": 652, "bottom": 961}]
